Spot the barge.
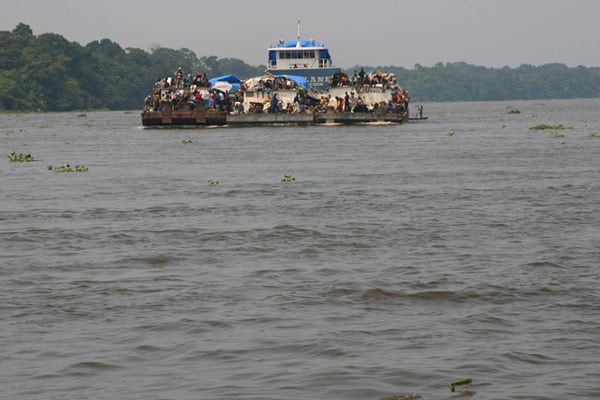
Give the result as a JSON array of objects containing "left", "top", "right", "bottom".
[{"left": 141, "top": 22, "right": 415, "bottom": 128}]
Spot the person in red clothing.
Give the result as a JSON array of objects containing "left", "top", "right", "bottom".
[
  {"left": 175, "top": 67, "right": 183, "bottom": 88},
  {"left": 194, "top": 90, "right": 204, "bottom": 110}
]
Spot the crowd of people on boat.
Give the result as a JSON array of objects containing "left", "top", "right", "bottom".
[
  {"left": 242, "top": 76, "right": 301, "bottom": 96},
  {"left": 324, "top": 89, "right": 408, "bottom": 114},
  {"left": 330, "top": 68, "right": 398, "bottom": 92},
  {"left": 143, "top": 67, "right": 409, "bottom": 115},
  {"left": 256, "top": 89, "right": 408, "bottom": 115},
  {"left": 144, "top": 68, "right": 243, "bottom": 113},
  {"left": 144, "top": 88, "right": 241, "bottom": 113}
]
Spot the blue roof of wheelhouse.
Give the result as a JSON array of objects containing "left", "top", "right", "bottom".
[{"left": 271, "top": 40, "right": 325, "bottom": 48}]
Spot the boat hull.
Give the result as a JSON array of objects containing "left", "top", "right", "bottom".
[
  {"left": 315, "top": 111, "right": 406, "bottom": 124},
  {"left": 227, "top": 113, "right": 315, "bottom": 126},
  {"left": 141, "top": 110, "right": 228, "bottom": 126},
  {"left": 141, "top": 110, "right": 406, "bottom": 128}
]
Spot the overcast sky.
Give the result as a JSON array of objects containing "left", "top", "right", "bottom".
[{"left": 2, "top": 0, "right": 599, "bottom": 69}]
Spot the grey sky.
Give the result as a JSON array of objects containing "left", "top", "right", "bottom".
[{"left": 2, "top": 0, "right": 599, "bottom": 69}]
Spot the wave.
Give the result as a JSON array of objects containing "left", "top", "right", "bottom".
[{"left": 60, "top": 361, "right": 122, "bottom": 377}]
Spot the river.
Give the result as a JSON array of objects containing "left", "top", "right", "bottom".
[{"left": 1, "top": 99, "right": 599, "bottom": 399}]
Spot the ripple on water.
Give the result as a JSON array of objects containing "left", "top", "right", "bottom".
[
  {"left": 59, "top": 361, "right": 123, "bottom": 377},
  {"left": 2, "top": 103, "right": 600, "bottom": 399}
]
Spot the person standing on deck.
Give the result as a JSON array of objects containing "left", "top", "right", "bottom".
[
  {"left": 358, "top": 68, "right": 365, "bottom": 85},
  {"left": 344, "top": 92, "right": 350, "bottom": 112},
  {"left": 270, "top": 93, "right": 279, "bottom": 113},
  {"left": 175, "top": 68, "right": 183, "bottom": 88},
  {"left": 257, "top": 80, "right": 265, "bottom": 98}
]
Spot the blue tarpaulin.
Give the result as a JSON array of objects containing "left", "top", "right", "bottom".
[
  {"left": 209, "top": 75, "right": 241, "bottom": 85},
  {"left": 209, "top": 75, "right": 241, "bottom": 93},
  {"left": 274, "top": 75, "right": 310, "bottom": 89}
]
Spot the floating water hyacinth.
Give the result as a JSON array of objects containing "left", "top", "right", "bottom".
[
  {"left": 208, "top": 179, "right": 219, "bottom": 186},
  {"left": 281, "top": 174, "right": 296, "bottom": 182},
  {"left": 448, "top": 131, "right": 456, "bottom": 136},
  {"left": 8, "top": 152, "right": 38, "bottom": 162},
  {"left": 379, "top": 395, "right": 422, "bottom": 400},
  {"left": 507, "top": 109, "right": 521, "bottom": 114},
  {"left": 52, "top": 164, "right": 89, "bottom": 172},
  {"left": 529, "top": 124, "right": 567, "bottom": 130},
  {"left": 182, "top": 139, "right": 194, "bottom": 144},
  {"left": 449, "top": 378, "right": 472, "bottom": 392}
]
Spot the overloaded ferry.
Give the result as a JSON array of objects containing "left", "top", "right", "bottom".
[
  {"left": 141, "top": 21, "right": 419, "bottom": 127},
  {"left": 265, "top": 20, "right": 340, "bottom": 91}
]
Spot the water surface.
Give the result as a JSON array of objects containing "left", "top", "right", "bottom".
[{"left": 1, "top": 100, "right": 599, "bottom": 399}]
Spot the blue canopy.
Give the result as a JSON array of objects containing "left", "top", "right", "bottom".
[
  {"left": 272, "top": 40, "right": 324, "bottom": 48},
  {"left": 208, "top": 75, "right": 241, "bottom": 93},
  {"left": 209, "top": 75, "right": 241, "bottom": 85}
]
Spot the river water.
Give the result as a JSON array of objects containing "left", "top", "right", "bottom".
[{"left": 1, "top": 99, "right": 599, "bottom": 400}]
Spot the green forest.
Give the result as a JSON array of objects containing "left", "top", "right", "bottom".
[{"left": 1, "top": 23, "right": 600, "bottom": 111}]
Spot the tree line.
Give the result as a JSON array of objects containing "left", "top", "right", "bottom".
[
  {"left": 0, "top": 23, "right": 264, "bottom": 112},
  {"left": 1, "top": 23, "right": 599, "bottom": 111},
  {"left": 372, "top": 62, "right": 600, "bottom": 102}
]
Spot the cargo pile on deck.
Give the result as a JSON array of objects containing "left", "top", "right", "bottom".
[{"left": 141, "top": 67, "right": 412, "bottom": 127}]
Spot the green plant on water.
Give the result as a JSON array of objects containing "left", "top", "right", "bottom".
[
  {"left": 549, "top": 132, "right": 565, "bottom": 138},
  {"left": 182, "top": 139, "right": 194, "bottom": 144},
  {"left": 8, "top": 151, "right": 36, "bottom": 162},
  {"left": 502, "top": 125, "right": 506, "bottom": 128},
  {"left": 40, "top": 124, "right": 50, "bottom": 128},
  {"left": 52, "top": 163, "right": 89, "bottom": 173},
  {"left": 208, "top": 179, "right": 219, "bottom": 186},
  {"left": 450, "top": 378, "right": 472, "bottom": 392},
  {"left": 589, "top": 132, "right": 600, "bottom": 138},
  {"left": 281, "top": 174, "right": 296, "bottom": 182},
  {"left": 529, "top": 124, "right": 569, "bottom": 130},
  {"left": 507, "top": 109, "right": 521, "bottom": 114},
  {"left": 448, "top": 131, "right": 455, "bottom": 136},
  {"left": 77, "top": 113, "right": 87, "bottom": 117}
]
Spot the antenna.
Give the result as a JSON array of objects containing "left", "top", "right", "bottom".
[{"left": 297, "top": 17, "right": 301, "bottom": 41}]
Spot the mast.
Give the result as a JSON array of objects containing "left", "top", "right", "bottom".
[{"left": 297, "top": 17, "right": 301, "bottom": 43}]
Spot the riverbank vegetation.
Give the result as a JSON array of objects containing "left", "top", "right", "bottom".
[
  {"left": 1, "top": 23, "right": 599, "bottom": 112},
  {"left": 0, "top": 23, "right": 264, "bottom": 112}
]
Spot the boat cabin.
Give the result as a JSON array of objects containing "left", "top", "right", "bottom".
[{"left": 267, "top": 40, "right": 333, "bottom": 70}]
